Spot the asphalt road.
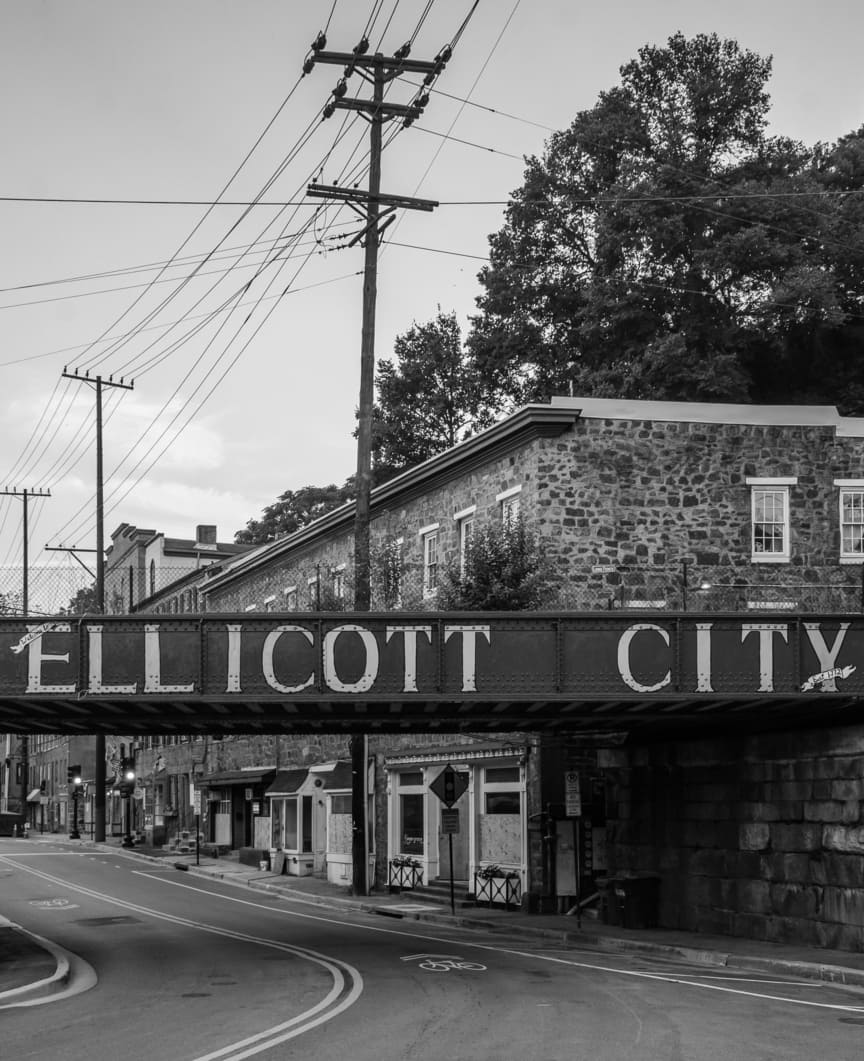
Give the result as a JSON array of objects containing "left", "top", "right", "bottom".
[{"left": 2, "top": 838, "right": 864, "bottom": 1061}]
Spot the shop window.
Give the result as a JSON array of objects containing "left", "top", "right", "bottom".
[
  {"left": 483, "top": 763, "right": 521, "bottom": 815},
  {"left": 331, "top": 793, "right": 351, "bottom": 815},
  {"left": 397, "top": 770, "right": 425, "bottom": 855},
  {"left": 332, "top": 566, "right": 345, "bottom": 601}
]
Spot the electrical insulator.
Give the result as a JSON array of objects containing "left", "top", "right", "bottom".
[
  {"left": 322, "top": 101, "right": 336, "bottom": 120},
  {"left": 403, "top": 114, "right": 415, "bottom": 129},
  {"left": 394, "top": 42, "right": 411, "bottom": 61},
  {"left": 303, "top": 57, "right": 315, "bottom": 75},
  {"left": 334, "top": 78, "right": 347, "bottom": 98},
  {"left": 312, "top": 32, "right": 326, "bottom": 52},
  {"left": 423, "top": 70, "right": 435, "bottom": 86},
  {"left": 416, "top": 92, "right": 430, "bottom": 112},
  {"left": 353, "top": 36, "right": 369, "bottom": 56}
]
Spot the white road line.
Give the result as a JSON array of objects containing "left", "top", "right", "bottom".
[
  {"left": 0, "top": 855, "right": 363, "bottom": 1058},
  {"left": 138, "top": 872, "right": 864, "bottom": 1015}
]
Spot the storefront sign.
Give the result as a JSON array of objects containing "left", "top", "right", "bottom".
[{"left": 2, "top": 614, "right": 863, "bottom": 702}]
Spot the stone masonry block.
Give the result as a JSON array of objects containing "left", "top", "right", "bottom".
[
  {"left": 832, "top": 778, "right": 864, "bottom": 800},
  {"left": 804, "top": 801, "right": 845, "bottom": 823},
  {"left": 822, "top": 887, "right": 864, "bottom": 927},
  {"left": 823, "top": 824, "right": 864, "bottom": 854},
  {"left": 771, "top": 823, "right": 822, "bottom": 851},
  {"left": 736, "top": 878, "right": 771, "bottom": 915},
  {"left": 739, "top": 823, "right": 770, "bottom": 850}
]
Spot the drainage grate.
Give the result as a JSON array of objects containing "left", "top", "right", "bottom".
[{"left": 74, "top": 916, "right": 141, "bottom": 926}]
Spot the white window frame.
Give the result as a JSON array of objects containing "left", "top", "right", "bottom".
[
  {"left": 746, "top": 477, "right": 795, "bottom": 563},
  {"left": 332, "top": 564, "right": 346, "bottom": 601},
  {"left": 263, "top": 594, "right": 276, "bottom": 613},
  {"left": 283, "top": 585, "right": 298, "bottom": 610},
  {"left": 453, "top": 505, "right": 476, "bottom": 576},
  {"left": 496, "top": 484, "right": 522, "bottom": 526},
  {"left": 419, "top": 523, "right": 440, "bottom": 598},
  {"left": 836, "top": 480, "right": 864, "bottom": 563}
]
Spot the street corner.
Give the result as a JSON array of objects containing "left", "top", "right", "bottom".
[{"left": 0, "top": 923, "right": 68, "bottom": 1003}]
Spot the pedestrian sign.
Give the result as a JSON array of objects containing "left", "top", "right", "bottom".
[{"left": 429, "top": 764, "right": 468, "bottom": 809}]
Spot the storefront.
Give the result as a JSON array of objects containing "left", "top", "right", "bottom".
[
  {"left": 200, "top": 767, "right": 276, "bottom": 850},
  {"left": 266, "top": 761, "right": 353, "bottom": 883},
  {"left": 385, "top": 743, "right": 528, "bottom": 902}
]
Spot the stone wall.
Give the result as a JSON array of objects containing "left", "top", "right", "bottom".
[{"left": 600, "top": 724, "right": 864, "bottom": 950}]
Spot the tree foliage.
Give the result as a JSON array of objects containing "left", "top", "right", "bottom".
[
  {"left": 235, "top": 482, "right": 354, "bottom": 545},
  {"left": 371, "top": 309, "right": 494, "bottom": 481},
  {"left": 440, "top": 517, "right": 553, "bottom": 611},
  {"left": 468, "top": 32, "right": 864, "bottom": 412},
  {"left": 63, "top": 584, "right": 97, "bottom": 615}
]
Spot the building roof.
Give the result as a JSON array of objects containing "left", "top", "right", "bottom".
[
  {"left": 551, "top": 395, "right": 864, "bottom": 434},
  {"left": 201, "top": 401, "right": 580, "bottom": 594},
  {"left": 200, "top": 768, "right": 276, "bottom": 786}
]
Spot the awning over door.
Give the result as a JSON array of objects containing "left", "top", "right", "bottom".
[
  {"left": 201, "top": 768, "right": 276, "bottom": 787},
  {"left": 26, "top": 788, "right": 42, "bottom": 803}
]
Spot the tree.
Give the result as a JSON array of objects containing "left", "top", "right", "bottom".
[
  {"left": 64, "top": 584, "right": 97, "bottom": 615},
  {"left": 371, "top": 309, "right": 494, "bottom": 481},
  {"left": 235, "top": 482, "right": 354, "bottom": 545},
  {"left": 0, "top": 590, "right": 23, "bottom": 615},
  {"left": 440, "top": 517, "right": 553, "bottom": 611},
  {"left": 468, "top": 32, "right": 864, "bottom": 413}
]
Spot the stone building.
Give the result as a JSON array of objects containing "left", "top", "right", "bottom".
[{"left": 128, "top": 396, "right": 864, "bottom": 949}]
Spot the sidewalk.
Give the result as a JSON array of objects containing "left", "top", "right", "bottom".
[{"left": 5, "top": 838, "right": 864, "bottom": 1003}]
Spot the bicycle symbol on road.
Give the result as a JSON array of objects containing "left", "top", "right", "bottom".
[{"left": 401, "top": 953, "right": 486, "bottom": 972}]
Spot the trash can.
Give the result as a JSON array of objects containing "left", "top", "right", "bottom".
[
  {"left": 604, "top": 877, "right": 624, "bottom": 926},
  {"left": 617, "top": 875, "right": 660, "bottom": 929}
]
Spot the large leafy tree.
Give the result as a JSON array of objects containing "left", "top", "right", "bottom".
[
  {"left": 235, "top": 482, "right": 354, "bottom": 545},
  {"left": 468, "top": 32, "right": 864, "bottom": 411},
  {"left": 371, "top": 309, "right": 494, "bottom": 480}
]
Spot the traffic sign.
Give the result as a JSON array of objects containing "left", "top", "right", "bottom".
[
  {"left": 429, "top": 764, "right": 468, "bottom": 809},
  {"left": 441, "top": 809, "right": 460, "bottom": 834}
]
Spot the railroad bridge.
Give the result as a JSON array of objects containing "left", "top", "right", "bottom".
[{"left": 2, "top": 611, "right": 862, "bottom": 737}]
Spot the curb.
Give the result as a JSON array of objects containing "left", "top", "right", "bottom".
[{"left": 0, "top": 924, "right": 71, "bottom": 1004}]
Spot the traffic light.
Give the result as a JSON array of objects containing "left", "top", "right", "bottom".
[
  {"left": 119, "top": 756, "right": 135, "bottom": 797},
  {"left": 67, "top": 764, "right": 82, "bottom": 786}
]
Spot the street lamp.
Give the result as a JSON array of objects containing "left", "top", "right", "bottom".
[
  {"left": 119, "top": 757, "right": 136, "bottom": 848},
  {"left": 68, "top": 765, "right": 82, "bottom": 839}
]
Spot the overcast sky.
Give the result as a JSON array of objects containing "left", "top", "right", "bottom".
[{"left": 2, "top": 1, "right": 863, "bottom": 610}]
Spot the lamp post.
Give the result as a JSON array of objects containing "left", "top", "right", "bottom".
[
  {"left": 68, "top": 766, "right": 82, "bottom": 839},
  {"left": 120, "top": 756, "right": 136, "bottom": 848}
]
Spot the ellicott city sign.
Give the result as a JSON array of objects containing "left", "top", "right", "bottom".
[{"left": 2, "top": 614, "right": 862, "bottom": 701}]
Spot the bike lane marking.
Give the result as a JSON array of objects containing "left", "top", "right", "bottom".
[
  {"left": 0, "top": 855, "right": 363, "bottom": 1058},
  {"left": 134, "top": 870, "right": 864, "bottom": 1015}
]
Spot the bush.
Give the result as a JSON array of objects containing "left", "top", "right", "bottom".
[{"left": 440, "top": 517, "right": 553, "bottom": 610}]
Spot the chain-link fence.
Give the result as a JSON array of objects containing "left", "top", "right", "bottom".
[
  {"left": 2, "top": 559, "right": 862, "bottom": 617},
  {"left": 0, "top": 564, "right": 95, "bottom": 617}
]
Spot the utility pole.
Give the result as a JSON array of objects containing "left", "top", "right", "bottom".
[
  {"left": 306, "top": 32, "right": 447, "bottom": 897},
  {"left": 3, "top": 486, "right": 51, "bottom": 833},
  {"left": 1, "top": 486, "right": 51, "bottom": 616},
  {"left": 62, "top": 369, "right": 134, "bottom": 843}
]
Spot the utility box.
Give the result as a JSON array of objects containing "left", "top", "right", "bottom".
[{"left": 286, "top": 854, "right": 314, "bottom": 877}]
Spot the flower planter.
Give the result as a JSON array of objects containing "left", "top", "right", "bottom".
[
  {"left": 474, "top": 870, "right": 521, "bottom": 909},
  {"left": 388, "top": 859, "right": 423, "bottom": 892}
]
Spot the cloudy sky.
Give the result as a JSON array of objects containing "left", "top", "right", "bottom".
[{"left": 2, "top": 0, "right": 863, "bottom": 609}]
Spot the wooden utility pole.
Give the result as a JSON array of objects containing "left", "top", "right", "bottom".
[
  {"left": 62, "top": 369, "right": 134, "bottom": 842},
  {"left": 307, "top": 35, "right": 446, "bottom": 896},
  {"left": 2, "top": 486, "right": 51, "bottom": 833}
]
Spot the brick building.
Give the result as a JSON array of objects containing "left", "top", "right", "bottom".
[{"left": 129, "top": 397, "right": 864, "bottom": 949}]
